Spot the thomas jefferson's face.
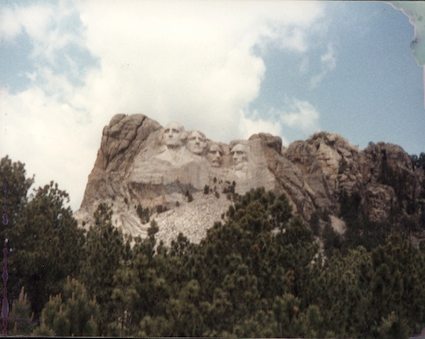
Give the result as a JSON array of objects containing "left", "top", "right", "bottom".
[
  {"left": 163, "top": 122, "right": 184, "bottom": 148},
  {"left": 187, "top": 131, "right": 206, "bottom": 155},
  {"left": 207, "top": 144, "right": 223, "bottom": 167},
  {"left": 231, "top": 144, "right": 248, "bottom": 170}
]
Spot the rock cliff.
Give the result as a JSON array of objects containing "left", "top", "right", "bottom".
[{"left": 76, "top": 114, "right": 425, "bottom": 244}]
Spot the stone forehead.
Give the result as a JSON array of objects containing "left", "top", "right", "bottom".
[
  {"left": 209, "top": 143, "right": 222, "bottom": 152},
  {"left": 231, "top": 143, "right": 247, "bottom": 152},
  {"left": 188, "top": 130, "right": 206, "bottom": 139},
  {"left": 164, "top": 121, "right": 184, "bottom": 131}
]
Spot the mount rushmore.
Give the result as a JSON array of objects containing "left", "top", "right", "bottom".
[{"left": 75, "top": 114, "right": 424, "bottom": 245}]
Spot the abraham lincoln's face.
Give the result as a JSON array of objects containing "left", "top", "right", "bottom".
[{"left": 231, "top": 144, "right": 248, "bottom": 170}]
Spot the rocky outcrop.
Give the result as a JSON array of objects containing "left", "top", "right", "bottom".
[
  {"left": 76, "top": 114, "right": 425, "bottom": 244},
  {"left": 285, "top": 132, "right": 363, "bottom": 211},
  {"left": 286, "top": 135, "right": 424, "bottom": 225}
]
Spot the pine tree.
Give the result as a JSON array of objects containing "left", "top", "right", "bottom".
[
  {"left": 0, "top": 156, "right": 34, "bottom": 234},
  {"left": 314, "top": 247, "right": 373, "bottom": 336},
  {"left": 33, "top": 278, "right": 99, "bottom": 336},
  {"left": 9, "top": 287, "right": 34, "bottom": 335},
  {"left": 80, "top": 203, "right": 126, "bottom": 334},
  {"left": 378, "top": 311, "right": 409, "bottom": 339},
  {"left": 272, "top": 293, "right": 306, "bottom": 337},
  {"left": 108, "top": 264, "right": 140, "bottom": 336},
  {"left": 165, "top": 280, "right": 205, "bottom": 336},
  {"left": 8, "top": 181, "right": 85, "bottom": 315}
]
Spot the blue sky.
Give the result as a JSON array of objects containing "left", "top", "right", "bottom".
[
  {"left": 249, "top": 1, "right": 424, "bottom": 153},
  {"left": 0, "top": 1, "right": 424, "bottom": 210}
]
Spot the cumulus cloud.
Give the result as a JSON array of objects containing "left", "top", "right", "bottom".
[
  {"left": 0, "top": 7, "right": 22, "bottom": 40},
  {"left": 0, "top": 1, "right": 325, "bottom": 210},
  {"left": 1, "top": 86, "right": 96, "bottom": 209},
  {"left": 0, "top": 2, "right": 81, "bottom": 64},
  {"left": 280, "top": 99, "right": 321, "bottom": 134},
  {"left": 310, "top": 43, "right": 336, "bottom": 88},
  {"left": 239, "top": 111, "right": 287, "bottom": 144},
  {"left": 74, "top": 1, "right": 324, "bottom": 139}
]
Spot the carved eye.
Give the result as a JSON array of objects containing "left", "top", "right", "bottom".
[
  {"left": 164, "top": 128, "right": 170, "bottom": 133},
  {"left": 172, "top": 128, "right": 179, "bottom": 133}
]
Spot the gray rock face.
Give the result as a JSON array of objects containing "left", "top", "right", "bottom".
[
  {"left": 285, "top": 132, "right": 363, "bottom": 211},
  {"left": 76, "top": 114, "right": 424, "bottom": 244}
]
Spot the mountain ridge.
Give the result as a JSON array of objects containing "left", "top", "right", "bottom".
[{"left": 75, "top": 113, "right": 425, "bottom": 245}]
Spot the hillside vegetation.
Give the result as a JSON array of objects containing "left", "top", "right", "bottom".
[{"left": 1, "top": 155, "right": 425, "bottom": 338}]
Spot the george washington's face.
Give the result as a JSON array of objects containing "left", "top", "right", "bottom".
[
  {"left": 187, "top": 131, "right": 206, "bottom": 155},
  {"left": 163, "top": 122, "right": 184, "bottom": 148},
  {"left": 207, "top": 144, "right": 223, "bottom": 167},
  {"left": 231, "top": 143, "right": 248, "bottom": 170}
]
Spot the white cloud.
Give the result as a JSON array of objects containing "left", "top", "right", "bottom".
[
  {"left": 0, "top": 87, "right": 96, "bottom": 210},
  {"left": 73, "top": 1, "right": 324, "bottom": 139},
  {"left": 280, "top": 99, "right": 321, "bottom": 134},
  {"left": 0, "top": 1, "right": 325, "bottom": 210},
  {"left": 310, "top": 43, "right": 336, "bottom": 88},
  {"left": 321, "top": 44, "right": 337, "bottom": 68},
  {"left": 0, "top": 2, "right": 83, "bottom": 64},
  {"left": 0, "top": 4, "right": 53, "bottom": 43},
  {"left": 277, "top": 27, "right": 309, "bottom": 53},
  {"left": 239, "top": 111, "right": 287, "bottom": 144},
  {"left": 299, "top": 56, "right": 310, "bottom": 74},
  {"left": 0, "top": 7, "right": 22, "bottom": 41}
]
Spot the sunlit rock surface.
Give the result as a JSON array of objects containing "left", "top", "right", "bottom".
[{"left": 75, "top": 114, "right": 424, "bottom": 245}]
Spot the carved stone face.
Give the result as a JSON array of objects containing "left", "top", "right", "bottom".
[
  {"left": 207, "top": 144, "right": 223, "bottom": 167},
  {"left": 231, "top": 144, "right": 248, "bottom": 170},
  {"left": 163, "top": 122, "right": 184, "bottom": 148},
  {"left": 187, "top": 131, "right": 207, "bottom": 155}
]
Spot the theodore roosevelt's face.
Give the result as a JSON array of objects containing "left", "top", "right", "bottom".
[
  {"left": 231, "top": 144, "right": 248, "bottom": 170},
  {"left": 207, "top": 144, "right": 223, "bottom": 167},
  {"left": 163, "top": 122, "right": 184, "bottom": 148},
  {"left": 187, "top": 131, "right": 206, "bottom": 155}
]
